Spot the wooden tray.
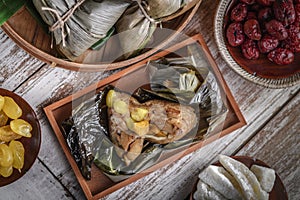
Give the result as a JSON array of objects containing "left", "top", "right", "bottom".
[
  {"left": 1, "top": 1, "right": 201, "bottom": 72},
  {"left": 43, "top": 34, "right": 246, "bottom": 199}
]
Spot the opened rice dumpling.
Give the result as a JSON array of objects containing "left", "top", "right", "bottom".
[
  {"left": 107, "top": 88, "right": 198, "bottom": 166},
  {"left": 32, "top": 0, "right": 131, "bottom": 60}
]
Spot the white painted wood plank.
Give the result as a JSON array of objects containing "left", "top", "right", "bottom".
[
  {"left": 10, "top": 65, "right": 114, "bottom": 199},
  {"left": 0, "top": 159, "right": 74, "bottom": 200},
  {"left": 0, "top": 30, "right": 44, "bottom": 90},
  {"left": 1, "top": 0, "right": 299, "bottom": 199},
  {"left": 237, "top": 92, "right": 300, "bottom": 200}
]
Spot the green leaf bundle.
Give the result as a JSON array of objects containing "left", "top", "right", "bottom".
[{"left": 0, "top": 0, "right": 26, "bottom": 26}]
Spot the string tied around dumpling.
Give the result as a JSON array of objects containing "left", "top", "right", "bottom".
[
  {"left": 41, "top": 0, "right": 86, "bottom": 47},
  {"left": 133, "top": 0, "right": 163, "bottom": 28}
]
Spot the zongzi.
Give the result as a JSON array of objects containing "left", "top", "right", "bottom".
[
  {"left": 115, "top": 0, "right": 191, "bottom": 58},
  {"left": 32, "top": 0, "right": 131, "bottom": 60}
]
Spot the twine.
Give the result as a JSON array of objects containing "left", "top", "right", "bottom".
[
  {"left": 42, "top": 0, "right": 162, "bottom": 48},
  {"left": 133, "top": 0, "right": 162, "bottom": 27},
  {"left": 42, "top": 0, "right": 85, "bottom": 47}
]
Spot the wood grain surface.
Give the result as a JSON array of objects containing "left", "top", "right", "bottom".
[{"left": 0, "top": 0, "right": 299, "bottom": 199}]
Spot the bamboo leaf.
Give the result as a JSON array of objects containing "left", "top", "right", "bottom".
[{"left": 0, "top": 0, "right": 26, "bottom": 26}]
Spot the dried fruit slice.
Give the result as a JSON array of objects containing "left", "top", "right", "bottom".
[
  {"left": 10, "top": 119, "right": 32, "bottom": 138},
  {"left": 219, "top": 155, "right": 269, "bottom": 200},
  {"left": 0, "top": 165, "right": 13, "bottom": 177},
  {"left": 251, "top": 164, "right": 276, "bottom": 192},
  {"left": 0, "top": 110, "right": 9, "bottom": 127},
  {"left": 9, "top": 140, "right": 25, "bottom": 170},
  {"left": 198, "top": 165, "right": 242, "bottom": 199},
  {"left": 0, "top": 125, "right": 22, "bottom": 142},
  {"left": 0, "top": 143, "right": 13, "bottom": 167},
  {"left": 193, "top": 179, "right": 227, "bottom": 200},
  {"left": 0, "top": 95, "right": 4, "bottom": 111},
  {"left": 2, "top": 96, "right": 22, "bottom": 119}
]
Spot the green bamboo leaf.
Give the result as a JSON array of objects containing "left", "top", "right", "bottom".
[{"left": 0, "top": 0, "right": 26, "bottom": 26}]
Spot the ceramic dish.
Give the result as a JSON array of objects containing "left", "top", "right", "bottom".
[
  {"left": 214, "top": 0, "right": 300, "bottom": 88},
  {"left": 0, "top": 88, "right": 41, "bottom": 186},
  {"left": 190, "top": 156, "right": 288, "bottom": 200}
]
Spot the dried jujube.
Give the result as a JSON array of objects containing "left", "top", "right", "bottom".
[
  {"left": 226, "top": 22, "right": 245, "bottom": 46},
  {"left": 258, "top": 7, "right": 273, "bottom": 23},
  {"left": 258, "top": 35, "right": 279, "bottom": 53},
  {"left": 231, "top": 3, "right": 248, "bottom": 22},
  {"left": 281, "top": 25, "right": 300, "bottom": 52},
  {"left": 226, "top": 0, "right": 299, "bottom": 65},
  {"left": 257, "top": 0, "right": 275, "bottom": 6},
  {"left": 246, "top": 11, "right": 257, "bottom": 20},
  {"left": 241, "top": 0, "right": 256, "bottom": 5},
  {"left": 273, "top": 0, "right": 296, "bottom": 26},
  {"left": 265, "top": 20, "right": 288, "bottom": 40},
  {"left": 267, "top": 48, "right": 295, "bottom": 65},
  {"left": 242, "top": 39, "right": 260, "bottom": 59},
  {"left": 244, "top": 19, "right": 262, "bottom": 40}
]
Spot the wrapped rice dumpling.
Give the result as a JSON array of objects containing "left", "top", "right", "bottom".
[
  {"left": 115, "top": 0, "right": 192, "bottom": 58},
  {"left": 32, "top": 0, "right": 131, "bottom": 60}
]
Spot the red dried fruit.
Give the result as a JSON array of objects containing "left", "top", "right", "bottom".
[
  {"left": 273, "top": 0, "right": 296, "bottom": 26},
  {"left": 258, "top": 7, "right": 273, "bottom": 23},
  {"left": 258, "top": 35, "right": 279, "bottom": 53},
  {"left": 265, "top": 20, "right": 288, "bottom": 40},
  {"left": 241, "top": 0, "right": 256, "bottom": 5},
  {"left": 242, "top": 39, "right": 260, "bottom": 59},
  {"left": 267, "top": 48, "right": 295, "bottom": 64},
  {"left": 244, "top": 19, "right": 262, "bottom": 40},
  {"left": 226, "top": 22, "right": 245, "bottom": 47},
  {"left": 250, "top": 3, "right": 262, "bottom": 12},
  {"left": 257, "top": 0, "right": 275, "bottom": 6},
  {"left": 281, "top": 25, "right": 300, "bottom": 52},
  {"left": 231, "top": 3, "right": 248, "bottom": 22},
  {"left": 246, "top": 11, "right": 258, "bottom": 20},
  {"left": 295, "top": 4, "right": 300, "bottom": 26}
]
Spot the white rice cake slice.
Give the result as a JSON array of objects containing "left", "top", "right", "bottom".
[
  {"left": 198, "top": 165, "right": 242, "bottom": 199},
  {"left": 251, "top": 164, "right": 276, "bottom": 193},
  {"left": 193, "top": 179, "right": 227, "bottom": 200},
  {"left": 219, "top": 155, "right": 269, "bottom": 200}
]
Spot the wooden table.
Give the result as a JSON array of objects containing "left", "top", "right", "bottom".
[{"left": 0, "top": 0, "right": 299, "bottom": 199}]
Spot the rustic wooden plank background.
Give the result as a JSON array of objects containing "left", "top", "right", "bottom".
[{"left": 0, "top": 0, "right": 299, "bottom": 199}]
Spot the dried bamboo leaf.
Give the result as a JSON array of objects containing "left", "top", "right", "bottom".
[
  {"left": 115, "top": 0, "right": 186, "bottom": 59},
  {"left": 32, "top": 0, "right": 131, "bottom": 60}
]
